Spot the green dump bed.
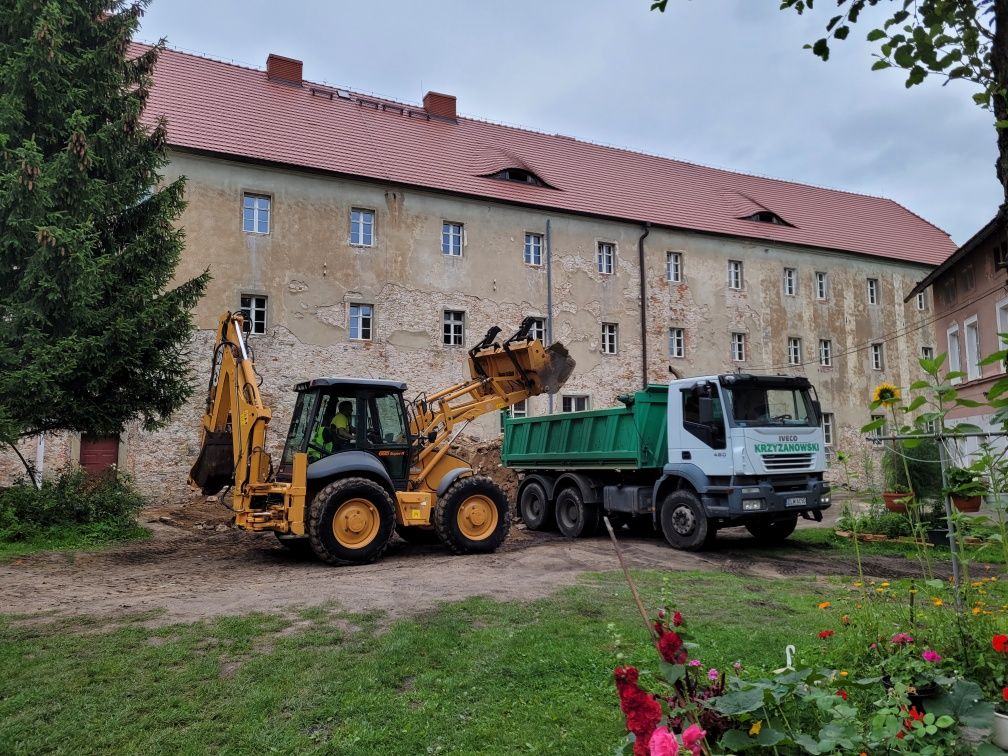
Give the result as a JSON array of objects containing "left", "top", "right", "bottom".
[{"left": 501, "top": 385, "right": 669, "bottom": 471}]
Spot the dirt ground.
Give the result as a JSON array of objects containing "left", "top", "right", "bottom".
[{"left": 0, "top": 490, "right": 948, "bottom": 627}]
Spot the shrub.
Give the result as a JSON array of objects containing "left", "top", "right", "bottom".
[
  {"left": 882, "top": 439, "right": 943, "bottom": 500},
  {"left": 837, "top": 511, "right": 912, "bottom": 538},
  {"left": 0, "top": 467, "right": 144, "bottom": 542}
]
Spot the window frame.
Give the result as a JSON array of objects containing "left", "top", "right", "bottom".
[
  {"left": 964, "top": 315, "right": 981, "bottom": 381},
  {"left": 867, "top": 278, "right": 878, "bottom": 305},
  {"left": 348, "top": 302, "right": 374, "bottom": 341},
  {"left": 916, "top": 291, "right": 927, "bottom": 311},
  {"left": 562, "top": 395, "right": 590, "bottom": 413},
  {"left": 996, "top": 296, "right": 1008, "bottom": 373},
  {"left": 529, "top": 317, "right": 546, "bottom": 343},
  {"left": 597, "top": 242, "right": 615, "bottom": 275},
  {"left": 349, "top": 207, "right": 375, "bottom": 247},
  {"left": 783, "top": 267, "right": 797, "bottom": 296},
  {"left": 730, "top": 332, "right": 746, "bottom": 362},
  {"left": 870, "top": 342, "right": 884, "bottom": 371},
  {"left": 819, "top": 338, "right": 833, "bottom": 368},
  {"left": 667, "top": 251, "right": 683, "bottom": 283},
  {"left": 787, "top": 336, "right": 802, "bottom": 366},
  {"left": 601, "top": 322, "right": 618, "bottom": 355},
  {"left": 524, "top": 232, "right": 543, "bottom": 266},
  {"left": 242, "top": 192, "right": 271, "bottom": 235},
  {"left": 815, "top": 271, "right": 828, "bottom": 301},
  {"left": 822, "top": 412, "right": 834, "bottom": 447},
  {"left": 728, "top": 260, "right": 743, "bottom": 290},
  {"left": 669, "top": 327, "right": 685, "bottom": 359},
  {"left": 443, "top": 309, "right": 465, "bottom": 346},
  {"left": 239, "top": 293, "right": 268, "bottom": 334},
  {"left": 947, "top": 324, "right": 962, "bottom": 385},
  {"left": 920, "top": 345, "right": 934, "bottom": 361},
  {"left": 442, "top": 221, "right": 464, "bottom": 257}
]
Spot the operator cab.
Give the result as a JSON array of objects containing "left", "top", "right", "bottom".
[
  {"left": 278, "top": 378, "right": 412, "bottom": 487},
  {"left": 719, "top": 374, "right": 821, "bottom": 428}
]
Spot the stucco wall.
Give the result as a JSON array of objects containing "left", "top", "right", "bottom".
[{"left": 0, "top": 151, "right": 937, "bottom": 495}]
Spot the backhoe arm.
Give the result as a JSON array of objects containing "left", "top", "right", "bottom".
[
  {"left": 189, "top": 312, "right": 272, "bottom": 495},
  {"left": 409, "top": 318, "right": 575, "bottom": 490}
]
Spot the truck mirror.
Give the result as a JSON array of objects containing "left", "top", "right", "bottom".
[
  {"left": 698, "top": 396, "right": 714, "bottom": 424},
  {"left": 427, "top": 431, "right": 437, "bottom": 443}
]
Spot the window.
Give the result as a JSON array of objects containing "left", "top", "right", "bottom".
[
  {"left": 242, "top": 193, "right": 270, "bottom": 234},
  {"left": 524, "top": 233, "right": 543, "bottom": 266},
  {"left": 947, "top": 324, "right": 962, "bottom": 384},
  {"left": 783, "top": 267, "right": 797, "bottom": 296},
  {"left": 669, "top": 327, "right": 684, "bottom": 358},
  {"left": 964, "top": 316, "right": 981, "bottom": 380},
  {"left": 962, "top": 265, "right": 975, "bottom": 291},
  {"left": 867, "top": 278, "right": 878, "bottom": 305},
  {"left": 667, "top": 252, "right": 683, "bottom": 282},
  {"left": 530, "top": 317, "right": 546, "bottom": 343},
  {"left": 442, "top": 222, "right": 463, "bottom": 256},
  {"left": 731, "top": 332, "right": 746, "bottom": 362},
  {"left": 349, "top": 303, "right": 373, "bottom": 341},
  {"left": 916, "top": 291, "right": 927, "bottom": 311},
  {"left": 728, "top": 260, "right": 743, "bottom": 290},
  {"left": 787, "top": 337, "right": 802, "bottom": 366},
  {"left": 822, "top": 412, "right": 834, "bottom": 446},
  {"left": 562, "top": 395, "right": 590, "bottom": 413},
  {"left": 597, "top": 242, "right": 615, "bottom": 274},
  {"left": 943, "top": 278, "right": 957, "bottom": 307},
  {"left": 499, "top": 399, "right": 528, "bottom": 432},
  {"left": 601, "top": 323, "right": 618, "bottom": 354},
  {"left": 350, "top": 208, "right": 374, "bottom": 246},
  {"left": 921, "top": 345, "right": 934, "bottom": 361},
  {"left": 240, "top": 294, "right": 267, "bottom": 334},
  {"left": 443, "top": 310, "right": 465, "bottom": 346},
  {"left": 870, "top": 342, "right": 884, "bottom": 371},
  {"left": 996, "top": 297, "right": 1008, "bottom": 370},
  {"left": 869, "top": 413, "right": 886, "bottom": 444},
  {"left": 489, "top": 168, "right": 546, "bottom": 187},
  {"left": 815, "top": 271, "right": 828, "bottom": 300},
  {"left": 819, "top": 339, "right": 832, "bottom": 367}
]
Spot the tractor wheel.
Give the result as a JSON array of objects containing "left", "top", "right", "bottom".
[
  {"left": 395, "top": 525, "right": 441, "bottom": 545},
  {"left": 659, "top": 490, "right": 709, "bottom": 551},
  {"left": 274, "top": 532, "right": 314, "bottom": 556},
  {"left": 554, "top": 487, "right": 600, "bottom": 539},
  {"left": 434, "top": 475, "right": 510, "bottom": 555},
  {"left": 307, "top": 477, "right": 396, "bottom": 565},
  {"left": 518, "top": 481, "right": 553, "bottom": 530},
  {"left": 745, "top": 515, "right": 798, "bottom": 545}
]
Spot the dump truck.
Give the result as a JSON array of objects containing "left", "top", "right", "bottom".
[
  {"left": 189, "top": 312, "right": 574, "bottom": 564},
  {"left": 502, "top": 374, "right": 831, "bottom": 550}
]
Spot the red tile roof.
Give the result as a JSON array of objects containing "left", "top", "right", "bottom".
[{"left": 141, "top": 45, "right": 956, "bottom": 266}]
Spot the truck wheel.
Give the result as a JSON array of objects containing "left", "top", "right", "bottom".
[
  {"left": 395, "top": 525, "right": 440, "bottom": 545},
  {"left": 555, "top": 487, "right": 599, "bottom": 538},
  {"left": 434, "top": 476, "right": 511, "bottom": 554},
  {"left": 660, "top": 490, "right": 708, "bottom": 551},
  {"left": 519, "top": 482, "right": 554, "bottom": 530},
  {"left": 307, "top": 477, "right": 396, "bottom": 565},
  {"left": 745, "top": 515, "right": 798, "bottom": 544}
]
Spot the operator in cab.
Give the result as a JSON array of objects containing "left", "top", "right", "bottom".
[{"left": 308, "top": 400, "right": 355, "bottom": 461}]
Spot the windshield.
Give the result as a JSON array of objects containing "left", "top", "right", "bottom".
[
  {"left": 724, "top": 385, "right": 816, "bottom": 428},
  {"left": 281, "top": 391, "right": 318, "bottom": 467}
]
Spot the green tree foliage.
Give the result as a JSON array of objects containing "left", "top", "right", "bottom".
[
  {"left": 651, "top": 0, "right": 1008, "bottom": 214},
  {"left": 0, "top": 1, "right": 208, "bottom": 453}
]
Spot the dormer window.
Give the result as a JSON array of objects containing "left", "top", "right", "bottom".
[
  {"left": 486, "top": 168, "right": 549, "bottom": 188},
  {"left": 743, "top": 210, "right": 792, "bottom": 226}
]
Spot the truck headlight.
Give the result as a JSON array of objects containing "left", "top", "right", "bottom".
[
  {"left": 743, "top": 500, "right": 764, "bottom": 511},
  {"left": 741, "top": 486, "right": 761, "bottom": 495},
  {"left": 820, "top": 494, "right": 831, "bottom": 506}
]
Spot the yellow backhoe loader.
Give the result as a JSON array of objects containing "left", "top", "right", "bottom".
[{"left": 189, "top": 313, "right": 574, "bottom": 564}]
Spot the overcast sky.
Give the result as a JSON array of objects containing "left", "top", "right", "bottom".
[{"left": 139, "top": 0, "right": 1001, "bottom": 246}]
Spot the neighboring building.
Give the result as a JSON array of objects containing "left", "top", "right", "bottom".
[
  {"left": 906, "top": 215, "right": 1008, "bottom": 455},
  {"left": 0, "top": 48, "right": 957, "bottom": 493}
]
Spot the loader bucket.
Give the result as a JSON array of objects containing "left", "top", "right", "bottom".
[
  {"left": 469, "top": 338, "right": 576, "bottom": 397},
  {"left": 188, "top": 430, "right": 234, "bottom": 495}
]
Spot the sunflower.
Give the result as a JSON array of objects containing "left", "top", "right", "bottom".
[{"left": 872, "top": 382, "right": 901, "bottom": 406}]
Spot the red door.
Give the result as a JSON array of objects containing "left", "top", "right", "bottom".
[{"left": 80, "top": 435, "right": 119, "bottom": 475}]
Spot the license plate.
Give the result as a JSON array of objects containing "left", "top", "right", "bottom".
[{"left": 785, "top": 496, "right": 806, "bottom": 507}]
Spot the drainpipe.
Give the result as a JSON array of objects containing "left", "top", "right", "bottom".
[
  {"left": 546, "top": 219, "right": 554, "bottom": 414},
  {"left": 638, "top": 222, "right": 651, "bottom": 389}
]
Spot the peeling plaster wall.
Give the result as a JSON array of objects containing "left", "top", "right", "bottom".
[{"left": 0, "top": 152, "right": 936, "bottom": 494}]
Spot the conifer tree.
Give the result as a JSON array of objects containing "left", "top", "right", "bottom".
[{"left": 0, "top": 1, "right": 208, "bottom": 466}]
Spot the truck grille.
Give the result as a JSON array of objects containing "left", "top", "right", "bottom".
[{"left": 761, "top": 453, "right": 813, "bottom": 470}]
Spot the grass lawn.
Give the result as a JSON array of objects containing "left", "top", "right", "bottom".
[
  {"left": 1, "top": 571, "right": 850, "bottom": 755},
  {"left": 0, "top": 522, "right": 150, "bottom": 561},
  {"left": 791, "top": 527, "right": 1008, "bottom": 566}
]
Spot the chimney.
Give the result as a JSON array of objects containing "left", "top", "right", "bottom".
[
  {"left": 266, "top": 54, "right": 303, "bottom": 86},
  {"left": 423, "top": 91, "right": 457, "bottom": 121}
]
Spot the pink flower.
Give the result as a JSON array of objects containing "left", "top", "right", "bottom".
[
  {"left": 707, "top": 668, "right": 719, "bottom": 681},
  {"left": 890, "top": 632, "right": 914, "bottom": 645},
  {"left": 733, "top": 660, "right": 743, "bottom": 671},
  {"left": 649, "top": 727, "right": 679, "bottom": 756},
  {"left": 681, "top": 723, "right": 707, "bottom": 755},
  {"left": 688, "top": 658, "right": 702, "bottom": 667},
  {"left": 922, "top": 649, "right": 942, "bottom": 663}
]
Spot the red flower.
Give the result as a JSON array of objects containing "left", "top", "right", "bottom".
[
  {"left": 657, "top": 629, "right": 688, "bottom": 664},
  {"left": 818, "top": 630, "right": 835, "bottom": 639},
  {"left": 836, "top": 689, "right": 848, "bottom": 700},
  {"left": 1003, "top": 687, "right": 1008, "bottom": 702},
  {"left": 614, "top": 666, "right": 663, "bottom": 751},
  {"left": 993, "top": 634, "right": 1008, "bottom": 653},
  {"left": 673, "top": 611, "right": 683, "bottom": 627}
]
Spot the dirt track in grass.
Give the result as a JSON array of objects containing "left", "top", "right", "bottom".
[{"left": 0, "top": 493, "right": 954, "bottom": 626}]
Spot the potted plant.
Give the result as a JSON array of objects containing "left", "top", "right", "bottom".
[
  {"left": 881, "top": 446, "right": 914, "bottom": 513},
  {"left": 943, "top": 466, "right": 988, "bottom": 513},
  {"left": 925, "top": 498, "right": 950, "bottom": 548}
]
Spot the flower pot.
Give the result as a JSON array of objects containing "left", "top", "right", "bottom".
[
  {"left": 883, "top": 492, "right": 909, "bottom": 513},
  {"left": 952, "top": 495, "right": 983, "bottom": 513},
  {"left": 926, "top": 528, "right": 950, "bottom": 548},
  {"left": 994, "top": 711, "right": 1008, "bottom": 750}
]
